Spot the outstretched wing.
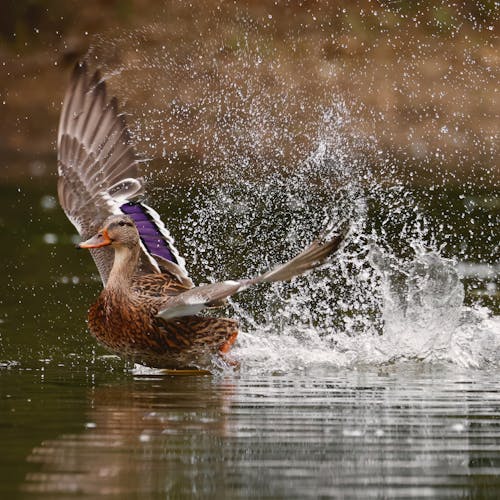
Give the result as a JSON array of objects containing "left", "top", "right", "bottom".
[
  {"left": 157, "top": 227, "right": 347, "bottom": 320},
  {"left": 57, "top": 62, "right": 190, "bottom": 285}
]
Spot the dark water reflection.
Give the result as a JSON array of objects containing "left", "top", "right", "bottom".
[{"left": 0, "top": 367, "right": 498, "bottom": 499}]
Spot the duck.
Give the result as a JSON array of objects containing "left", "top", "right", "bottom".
[{"left": 57, "top": 62, "right": 346, "bottom": 370}]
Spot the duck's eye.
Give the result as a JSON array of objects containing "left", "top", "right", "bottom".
[{"left": 118, "top": 221, "right": 126, "bottom": 227}]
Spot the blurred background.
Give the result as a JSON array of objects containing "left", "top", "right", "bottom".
[{"left": 0, "top": 0, "right": 498, "bottom": 185}]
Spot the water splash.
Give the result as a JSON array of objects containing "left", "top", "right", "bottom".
[
  {"left": 86, "top": 24, "right": 498, "bottom": 372},
  {"left": 177, "top": 104, "right": 499, "bottom": 372},
  {"left": 232, "top": 246, "right": 499, "bottom": 373}
]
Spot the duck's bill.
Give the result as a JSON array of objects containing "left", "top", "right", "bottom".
[{"left": 78, "top": 230, "right": 112, "bottom": 249}]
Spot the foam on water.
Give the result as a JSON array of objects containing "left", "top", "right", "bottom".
[
  {"left": 232, "top": 261, "right": 499, "bottom": 374},
  {"left": 228, "top": 227, "right": 499, "bottom": 372}
]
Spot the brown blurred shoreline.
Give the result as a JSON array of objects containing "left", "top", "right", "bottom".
[{"left": 0, "top": 0, "right": 498, "bottom": 186}]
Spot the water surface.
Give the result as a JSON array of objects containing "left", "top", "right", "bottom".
[{"left": 1, "top": 365, "right": 499, "bottom": 499}]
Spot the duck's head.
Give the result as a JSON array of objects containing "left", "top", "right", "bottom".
[{"left": 78, "top": 215, "right": 139, "bottom": 250}]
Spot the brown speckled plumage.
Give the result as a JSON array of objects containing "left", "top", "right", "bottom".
[
  {"left": 77, "top": 216, "right": 240, "bottom": 369},
  {"left": 88, "top": 278, "right": 238, "bottom": 369}
]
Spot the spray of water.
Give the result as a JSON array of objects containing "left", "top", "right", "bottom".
[
  {"left": 87, "top": 22, "right": 498, "bottom": 373},
  {"left": 161, "top": 101, "right": 495, "bottom": 371}
]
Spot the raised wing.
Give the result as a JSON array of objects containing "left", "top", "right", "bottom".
[{"left": 57, "top": 62, "right": 190, "bottom": 285}]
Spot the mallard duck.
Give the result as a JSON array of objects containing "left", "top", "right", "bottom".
[{"left": 57, "top": 62, "right": 346, "bottom": 369}]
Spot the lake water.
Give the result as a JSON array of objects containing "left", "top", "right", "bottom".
[
  {"left": 0, "top": 176, "right": 499, "bottom": 499},
  {"left": 2, "top": 365, "right": 500, "bottom": 499}
]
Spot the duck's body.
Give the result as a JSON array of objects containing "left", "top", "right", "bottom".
[
  {"left": 58, "top": 63, "right": 346, "bottom": 370},
  {"left": 89, "top": 289, "right": 238, "bottom": 369},
  {"left": 86, "top": 238, "right": 237, "bottom": 369}
]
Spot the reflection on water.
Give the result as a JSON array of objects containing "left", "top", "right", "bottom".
[
  {"left": 23, "top": 374, "right": 235, "bottom": 497},
  {"left": 1, "top": 367, "right": 496, "bottom": 498}
]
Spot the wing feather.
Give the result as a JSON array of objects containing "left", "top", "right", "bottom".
[
  {"left": 157, "top": 228, "right": 347, "bottom": 320},
  {"left": 57, "top": 62, "right": 190, "bottom": 286}
]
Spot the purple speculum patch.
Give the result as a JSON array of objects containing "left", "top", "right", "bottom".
[{"left": 120, "top": 202, "right": 177, "bottom": 263}]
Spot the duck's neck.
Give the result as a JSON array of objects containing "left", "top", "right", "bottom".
[{"left": 105, "top": 245, "right": 140, "bottom": 293}]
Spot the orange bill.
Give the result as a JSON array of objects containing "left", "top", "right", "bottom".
[{"left": 78, "top": 229, "right": 112, "bottom": 249}]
